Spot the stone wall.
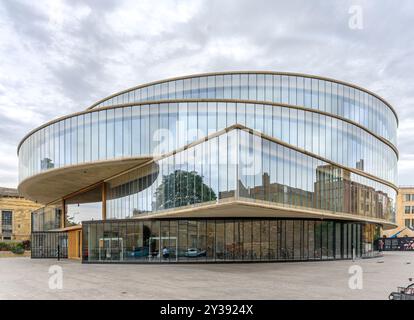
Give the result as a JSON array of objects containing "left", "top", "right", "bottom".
[
  {"left": 0, "top": 196, "right": 42, "bottom": 240},
  {"left": 383, "top": 188, "right": 414, "bottom": 238}
]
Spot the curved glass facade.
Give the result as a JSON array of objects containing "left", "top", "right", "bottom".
[
  {"left": 90, "top": 72, "right": 398, "bottom": 146},
  {"left": 20, "top": 72, "right": 398, "bottom": 263},
  {"left": 82, "top": 218, "right": 380, "bottom": 263},
  {"left": 105, "top": 128, "right": 396, "bottom": 222},
  {"left": 18, "top": 101, "right": 397, "bottom": 185}
]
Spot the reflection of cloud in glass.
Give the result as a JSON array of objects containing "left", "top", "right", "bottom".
[{"left": 67, "top": 202, "right": 102, "bottom": 224}]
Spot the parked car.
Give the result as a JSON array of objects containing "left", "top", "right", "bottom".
[
  {"left": 184, "top": 248, "right": 206, "bottom": 257},
  {"left": 130, "top": 247, "right": 149, "bottom": 258}
]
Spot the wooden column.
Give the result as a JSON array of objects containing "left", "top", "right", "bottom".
[
  {"left": 102, "top": 182, "right": 107, "bottom": 221},
  {"left": 61, "top": 198, "right": 66, "bottom": 228}
]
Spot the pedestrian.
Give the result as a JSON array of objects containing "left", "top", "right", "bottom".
[
  {"left": 162, "top": 247, "right": 169, "bottom": 259},
  {"left": 378, "top": 239, "right": 384, "bottom": 252}
]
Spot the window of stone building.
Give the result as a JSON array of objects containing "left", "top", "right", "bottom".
[{"left": 1, "top": 210, "right": 12, "bottom": 234}]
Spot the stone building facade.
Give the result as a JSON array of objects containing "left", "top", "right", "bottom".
[
  {"left": 383, "top": 187, "right": 414, "bottom": 238},
  {"left": 0, "top": 187, "right": 41, "bottom": 240}
]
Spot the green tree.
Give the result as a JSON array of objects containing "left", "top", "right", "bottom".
[{"left": 155, "top": 170, "right": 217, "bottom": 210}]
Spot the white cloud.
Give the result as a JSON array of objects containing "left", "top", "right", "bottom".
[{"left": 108, "top": 0, "right": 203, "bottom": 37}]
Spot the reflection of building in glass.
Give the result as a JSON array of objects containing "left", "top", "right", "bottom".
[
  {"left": 18, "top": 72, "right": 398, "bottom": 262},
  {"left": 314, "top": 164, "right": 392, "bottom": 221},
  {"left": 31, "top": 205, "right": 62, "bottom": 232},
  {"left": 236, "top": 173, "right": 314, "bottom": 208}
]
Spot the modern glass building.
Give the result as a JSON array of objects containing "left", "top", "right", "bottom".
[{"left": 19, "top": 71, "right": 398, "bottom": 263}]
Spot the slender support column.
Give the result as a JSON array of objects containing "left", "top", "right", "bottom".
[
  {"left": 102, "top": 182, "right": 107, "bottom": 220},
  {"left": 61, "top": 198, "right": 66, "bottom": 228}
]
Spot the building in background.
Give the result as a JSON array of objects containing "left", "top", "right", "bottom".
[
  {"left": 18, "top": 71, "right": 398, "bottom": 263},
  {"left": 383, "top": 187, "right": 414, "bottom": 238},
  {"left": 0, "top": 187, "right": 41, "bottom": 240}
]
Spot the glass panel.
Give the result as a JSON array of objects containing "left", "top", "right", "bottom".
[
  {"left": 114, "top": 108, "right": 123, "bottom": 157},
  {"left": 89, "top": 114, "right": 99, "bottom": 161},
  {"left": 107, "top": 109, "right": 115, "bottom": 158},
  {"left": 243, "top": 220, "right": 252, "bottom": 260},
  {"left": 206, "top": 220, "right": 215, "bottom": 261},
  {"left": 215, "top": 220, "right": 225, "bottom": 260},
  {"left": 123, "top": 107, "right": 132, "bottom": 156},
  {"left": 98, "top": 110, "right": 106, "bottom": 160},
  {"left": 65, "top": 185, "right": 102, "bottom": 225},
  {"left": 251, "top": 221, "right": 261, "bottom": 260}
]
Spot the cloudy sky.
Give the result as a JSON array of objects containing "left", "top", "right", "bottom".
[{"left": 0, "top": 0, "right": 413, "bottom": 188}]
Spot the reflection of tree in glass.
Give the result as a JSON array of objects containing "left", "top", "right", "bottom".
[{"left": 155, "top": 170, "right": 217, "bottom": 210}]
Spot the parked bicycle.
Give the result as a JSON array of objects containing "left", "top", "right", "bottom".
[{"left": 389, "top": 278, "right": 414, "bottom": 300}]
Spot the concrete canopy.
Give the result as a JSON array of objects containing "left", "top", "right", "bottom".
[
  {"left": 18, "top": 157, "right": 152, "bottom": 204},
  {"left": 131, "top": 198, "right": 398, "bottom": 230}
]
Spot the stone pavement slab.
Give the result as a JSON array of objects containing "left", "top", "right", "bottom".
[{"left": 0, "top": 252, "right": 412, "bottom": 300}]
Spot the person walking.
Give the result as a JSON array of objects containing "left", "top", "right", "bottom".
[
  {"left": 162, "top": 247, "right": 169, "bottom": 259},
  {"left": 378, "top": 239, "right": 384, "bottom": 252}
]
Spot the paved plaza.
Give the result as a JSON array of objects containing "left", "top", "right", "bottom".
[{"left": 0, "top": 252, "right": 413, "bottom": 300}]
